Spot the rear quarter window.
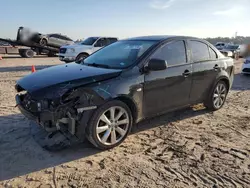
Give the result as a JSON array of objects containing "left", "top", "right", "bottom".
[{"left": 209, "top": 47, "right": 218, "bottom": 60}]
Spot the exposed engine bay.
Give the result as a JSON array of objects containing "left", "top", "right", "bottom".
[{"left": 15, "top": 85, "right": 105, "bottom": 150}]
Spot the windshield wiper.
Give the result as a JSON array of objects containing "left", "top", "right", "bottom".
[{"left": 87, "top": 63, "right": 110, "bottom": 69}]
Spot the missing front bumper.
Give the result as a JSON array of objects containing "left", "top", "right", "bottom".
[{"left": 30, "top": 120, "right": 80, "bottom": 151}]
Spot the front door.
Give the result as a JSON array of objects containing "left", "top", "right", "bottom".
[
  {"left": 48, "top": 34, "right": 60, "bottom": 47},
  {"left": 143, "top": 40, "right": 193, "bottom": 117}
]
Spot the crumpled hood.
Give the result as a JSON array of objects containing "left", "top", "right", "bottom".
[{"left": 16, "top": 62, "right": 122, "bottom": 93}]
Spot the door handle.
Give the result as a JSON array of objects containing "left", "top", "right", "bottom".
[
  {"left": 213, "top": 64, "right": 219, "bottom": 71},
  {"left": 182, "top": 70, "right": 191, "bottom": 77}
]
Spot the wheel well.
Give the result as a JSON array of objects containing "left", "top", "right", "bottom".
[
  {"left": 77, "top": 52, "right": 89, "bottom": 57},
  {"left": 220, "top": 78, "right": 230, "bottom": 91},
  {"left": 115, "top": 96, "right": 137, "bottom": 122},
  {"left": 41, "top": 38, "right": 47, "bottom": 42}
]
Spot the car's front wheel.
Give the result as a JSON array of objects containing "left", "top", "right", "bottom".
[
  {"left": 86, "top": 100, "right": 133, "bottom": 150},
  {"left": 204, "top": 80, "right": 228, "bottom": 111}
]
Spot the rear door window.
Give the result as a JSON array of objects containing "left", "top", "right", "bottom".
[
  {"left": 108, "top": 38, "right": 118, "bottom": 44},
  {"left": 95, "top": 38, "right": 108, "bottom": 47},
  {"left": 190, "top": 41, "right": 210, "bottom": 62}
]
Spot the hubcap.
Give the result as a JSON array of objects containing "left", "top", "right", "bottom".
[
  {"left": 213, "top": 83, "right": 227, "bottom": 108},
  {"left": 96, "top": 106, "right": 129, "bottom": 146}
]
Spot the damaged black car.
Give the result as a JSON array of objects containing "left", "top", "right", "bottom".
[{"left": 15, "top": 36, "right": 234, "bottom": 150}]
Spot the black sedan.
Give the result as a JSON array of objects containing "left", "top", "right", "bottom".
[{"left": 15, "top": 36, "right": 234, "bottom": 150}]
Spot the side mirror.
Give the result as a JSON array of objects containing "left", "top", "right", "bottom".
[{"left": 147, "top": 59, "right": 167, "bottom": 71}]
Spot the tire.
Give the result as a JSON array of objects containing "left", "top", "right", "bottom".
[
  {"left": 40, "top": 38, "right": 47, "bottom": 46},
  {"left": 75, "top": 53, "right": 88, "bottom": 62},
  {"left": 204, "top": 80, "right": 228, "bottom": 111},
  {"left": 86, "top": 100, "right": 133, "bottom": 150},
  {"left": 19, "top": 49, "right": 34, "bottom": 58}
]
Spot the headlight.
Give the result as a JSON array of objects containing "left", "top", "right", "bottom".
[{"left": 67, "top": 48, "right": 75, "bottom": 53}]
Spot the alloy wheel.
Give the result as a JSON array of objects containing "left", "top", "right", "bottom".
[
  {"left": 96, "top": 106, "right": 129, "bottom": 146},
  {"left": 213, "top": 83, "right": 227, "bottom": 109}
]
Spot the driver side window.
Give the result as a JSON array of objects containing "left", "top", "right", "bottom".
[{"left": 151, "top": 40, "right": 187, "bottom": 66}]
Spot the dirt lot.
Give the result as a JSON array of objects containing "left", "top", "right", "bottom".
[{"left": 0, "top": 56, "right": 249, "bottom": 188}]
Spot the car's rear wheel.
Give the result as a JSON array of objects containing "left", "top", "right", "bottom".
[
  {"left": 40, "top": 38, "right": 47, "bottom": 46},
  {"left": 19, "top": 49, "right": 35, "bottom": 58},
  {"left": 86, "top": 100, "right": 133, "bottom": 150},
  {"left": 75, "top": 53, "right": 88, "bottom": 62},
  {"left": 204, "top": 80, "right": 228, "bottom": 111}
]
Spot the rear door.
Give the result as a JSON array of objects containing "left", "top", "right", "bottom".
[
  {"left": 143, "top": 40, "right": 193, "bottom": 117},
  {"left": 57, "top": 35, "right": 69, "bottom": 46},
  {"left": 188, "top": 40, "right": 222, "bottom": 103}
]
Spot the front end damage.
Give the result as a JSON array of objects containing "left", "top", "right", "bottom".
[{"left": 15, "top": 84, "right": 104, "bottom": 150}]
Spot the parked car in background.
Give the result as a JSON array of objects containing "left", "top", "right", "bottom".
[
  {"left": 58, "top": 37, "right": 118, "bottom": 63},
  {"left": 242, "top": 57, "right": 250, "bottom": 74},
  {"left": 0, "top": 41, "right": 11, "bottom": 46},
  {"left": 15, "top": 35, "right": 234, "bottom": 150},
  {"left": 215, "top": 42, "right": 226, "bottom": 50},
  {"left": 220, "top": 44, "right": 239, "bottom": 58}
]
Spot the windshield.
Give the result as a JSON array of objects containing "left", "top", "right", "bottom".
[
  {"left": 83, "top": 40, "right": 157, "bottom": 69},
  {"left": 225, "top": 45, "right": 239, "bottom": 50},
  {"left": 81, "top": 37, "right": 99, "bottom": 45}
]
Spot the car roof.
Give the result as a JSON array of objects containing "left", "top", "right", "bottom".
[{"left": 124, "top": 35, "right": 199, "bottom": 41}]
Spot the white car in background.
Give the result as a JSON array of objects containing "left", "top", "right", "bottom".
[
  {"left": 58, "top": 37, "right": 118, "bottom": 63},
  {"left": 242, "top": 57, "right": 250, "bottom": 74}
]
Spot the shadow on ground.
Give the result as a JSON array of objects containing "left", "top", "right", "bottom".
[
  {"left": 232, "top": 73, "right": 250, "bottom": 91},
  {"left": 0, "top": 106, "right": 208, "bottom": 181}
]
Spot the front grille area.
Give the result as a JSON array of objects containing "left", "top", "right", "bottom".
[
  {"left": 242, "top": 68, "right": 250, "bottom": 73},
  {"left": 59, "top": 48, "right": 67, "bottom": 54}
]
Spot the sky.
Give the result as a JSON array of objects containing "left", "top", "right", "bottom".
[{"left": 1, "top": 0, "right": 250, "bottom": 40}]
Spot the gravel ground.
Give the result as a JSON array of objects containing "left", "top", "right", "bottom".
[{"left": 0, "top": 56, "right": 249, "bottom": 188}]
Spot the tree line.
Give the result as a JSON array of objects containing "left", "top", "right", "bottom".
[{"left": 204, "top": 36, "right": 250, "bottom": 45}]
